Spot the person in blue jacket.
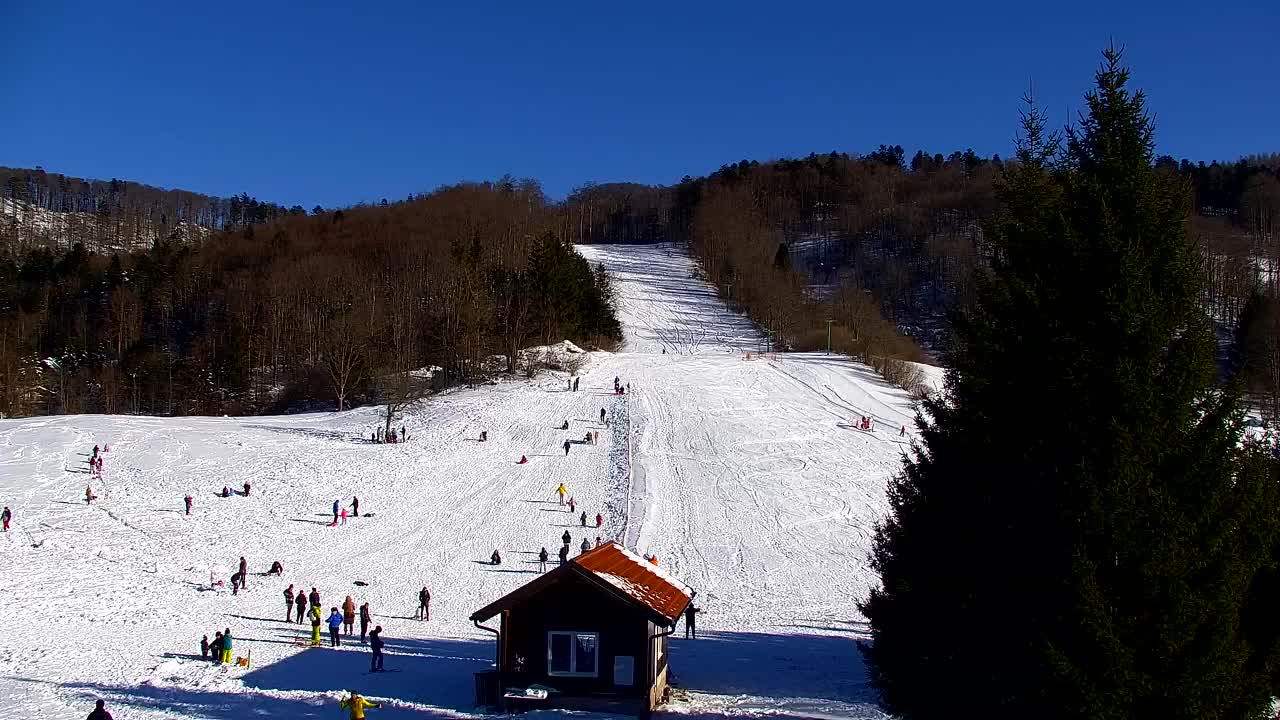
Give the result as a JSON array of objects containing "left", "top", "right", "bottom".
[
  {"left": 332, "top": 499, "right": 340, "bottom": 525},
  {"left": 327, "top": 607, "right": 344, "bottom": 646}
]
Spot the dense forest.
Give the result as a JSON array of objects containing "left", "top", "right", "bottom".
[
  {"left": 2, "top": 146, "right": 1277, "bottom": 419},
  {"left": 0, "top": 180, "right": 619, "bottom": 418}
]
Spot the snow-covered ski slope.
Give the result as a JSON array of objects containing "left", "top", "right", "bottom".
[{"left": 2, "top": 242, "right": 922, "bottom": 719}]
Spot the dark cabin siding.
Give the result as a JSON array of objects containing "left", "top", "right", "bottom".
[{"left": 503, "top": 573, "right": 652, "bottom": 697}]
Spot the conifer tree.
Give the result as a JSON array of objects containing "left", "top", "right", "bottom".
[{"left": 860, "top": 48, "right": 1280, "bottom": 720}]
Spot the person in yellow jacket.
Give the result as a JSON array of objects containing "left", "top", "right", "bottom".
[
  {"left": 340, "top": 690, "right": 380, "bottom": 719},
  {"left": 309, "top": 605, "right": 323, "bottom": 647},
  {"left": 556, "top": 483, "right": 567, "bottom": 505}
]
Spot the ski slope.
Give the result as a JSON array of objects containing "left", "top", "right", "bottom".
[{"left": 2, "top": 243, "right": 921, "bottom": 719}]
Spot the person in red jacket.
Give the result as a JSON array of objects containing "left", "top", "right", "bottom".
[{"left": 595, "top": 513, "right": 603, "bottom": 528}]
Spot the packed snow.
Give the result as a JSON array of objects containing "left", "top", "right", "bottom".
[{"left": 2, "top": 242, "right": 922, "bottom": 719}]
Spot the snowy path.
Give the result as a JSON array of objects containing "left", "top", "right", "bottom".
[{"left": 3, "top": 243, "right": 919, "bottom": 719}]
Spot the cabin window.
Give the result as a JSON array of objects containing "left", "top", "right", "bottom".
[{"left": 547, "top": 631, "right": 600, "bottom": 677}]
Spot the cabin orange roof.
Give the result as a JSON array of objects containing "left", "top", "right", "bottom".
[
  {"left": 573, "top": 542, "right": 693, "bottom": 623},
  {"left": 470, "top": 541, "right": 693, "bottom": 626}
]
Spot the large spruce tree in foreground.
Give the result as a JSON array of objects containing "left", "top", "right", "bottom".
[{"left": 860, "top": 49, "right": 1280, "bottom": 719}]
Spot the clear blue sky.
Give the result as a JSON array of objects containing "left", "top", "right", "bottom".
[{"left": 1, "top": 1, "right": 1275, "bottom": 209}]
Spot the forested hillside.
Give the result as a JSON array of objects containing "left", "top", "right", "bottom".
[
  {"left": 1, "top": 166, "right": 299, "bottom": 252},
  {"left": 3, "top": 149, "right": 1277, "bottom": 419},
  {"left": 0, "top": 181, "right": 619, "bottom": 417},
  {"left": 564, "top": 151, "right": 1280, "bottom": 403}
]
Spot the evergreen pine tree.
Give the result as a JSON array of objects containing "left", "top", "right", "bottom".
[{"left": 860, "top": 47, "right": 1280, "bottom": 720}]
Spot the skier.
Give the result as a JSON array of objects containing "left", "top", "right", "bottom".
[
  {"left": 558, "top": 544, "right": 569, "bottom": 566},
  {"left": 584, "top": 431, "right": 592, "bottom": 444},
  {"left": 295, "top": 591, "right": 308, "bottom": 623},
  {"left": 221, "top": 486, "right": 231, "bottom": 498},
  {"left": 538, "top": 547, "right": 549, "bottom": 572},
  {"left": 268, "top": 560, "right": 283, "bottom": 575},
  {"left": 341, "top": 508, "right": 349, "bottom": 525},
  {"left": 183, "top": 495, "right": 192, "bottom": 515},
  {"left": 417, "top": 586, "right": 431, "bottom": 621},
  {"left": 580, "top": 511, "right": 587, "bottom": 527},
  {"left": 684, "top": 604, "right": 702, "bottom": 639},
  {"left": 237, "top": 556, "right": 248, "bottom": 590},
  {"left": 351, "top": 496, "right": 359, "bottom": 517},
  {"left": 561, "top": 529, "right": 571, "bottom": 546},
  {"left": 243, "top": 481, "right": 251, "bottom": 496},
  {"left": 593, "top": 431, "right": 599, "bottom": 444},
  {"left": 1, "top": 505, "right": 10, "bottom": 532},
  {"left": 600, "top": 408, "right": 606, "bottom": 424},
  {"left": 596, "top": 513, "right": 603, "bottom": 528},
  {"left": 573, "top": 377, "right": 579, "bottom": 392},
  {"left": 87, "top": 699, "right": 113, "bottom": 720},
  {"left": 569, "top": 497, "right": 576, "bottom": 514},
  {"left": 400, "top": 426, "right": 406, "bottom": 443},
  {"left": 369, "top": 626, "right": 385, "bottom": 672},
  {"left": 230, "top": 571, "right": 243, "bottom": 596},
  {"left": 341, "top": 689, "right": 381, "bottom": 718},
  {"left": 561, "top": 420, "right": 569, "bottom": 430},
  {"left": 200, "top": 634, "right": 210, "bottom": 659},
  {"left": 343, "top": 595, "right": 357, "bottom": 636},
  {"left": 85, "top": 485, "right": 96, "bottom": 504},
  {"left": 221, "top": 627, "right": 233, "bottom": 664},
  {"left": 900, "top": 425, "right": 907, "bottom": 437},
  {"left": 490, "top": 549, "right": 502, "bottom": 565},
  {"left": 332, "top": 499, "right": 340, "bottom": 525},
  {"left": 284, "top": 584, "right": 296, "bottom": 622},
  {"left": 359, "top": 602, "right": 371, "bottom": 642},
  {"left": 309, "top": 605, "right": 323, "bottom": 646},
  {"left": 309, "top": 586, "right": 321, "bottom": 609},
  {"left": 327, "top": 607, "right": 343, "bottom": 646},
  {"left": 556, "top": 483, "right": 567, "bottom": 505},
  {"left": 210, "top": 632, "right": 223, "bottom": 664},
  {"left": 580, "top": 537, "right": 591, "bottom": 554},
  {"left": 479, "top": 430, "right": 487, "bottom": 442}
]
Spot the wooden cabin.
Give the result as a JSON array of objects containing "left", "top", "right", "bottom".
[{"left": 470, "top": 541, "right": 693, "bottom": 716}]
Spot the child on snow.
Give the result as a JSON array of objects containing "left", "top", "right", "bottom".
[{"left": 327, "top": 608, "right": 343, "bottom": 646}]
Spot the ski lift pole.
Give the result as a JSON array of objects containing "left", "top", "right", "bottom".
[{"left": 826, "top": 319, "right": 835, "bottom": 355}]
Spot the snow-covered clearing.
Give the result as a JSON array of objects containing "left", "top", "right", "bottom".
[{"left": 3, "top": 243, "right": 921, "bottom": 719}]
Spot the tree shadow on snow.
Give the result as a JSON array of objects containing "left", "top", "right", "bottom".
[
  {"left": 668, "top": 630, "right": 876, "bottom": 706},
  {"left": 241, "top": 424, "right": 367, "bottom": 445}
]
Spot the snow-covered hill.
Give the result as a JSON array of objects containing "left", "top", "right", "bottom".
[{"left": 1, "top": 243, "right": 920, "bottom": 719}]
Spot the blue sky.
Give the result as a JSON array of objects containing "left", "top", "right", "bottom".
[{"left": 1, "top": 1, "right": 1275, "bottom": 208}]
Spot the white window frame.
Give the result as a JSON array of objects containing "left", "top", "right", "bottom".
[{"left": 547, "top": 631, "right": 600, "bottom": 678}]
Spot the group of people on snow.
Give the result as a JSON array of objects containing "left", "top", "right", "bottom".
[
  {"left": 371, "top": 425, "right": 407, "bottom": 444},
  {"left": 200, "top": 627, "right": 234, "bottom": 665}
]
